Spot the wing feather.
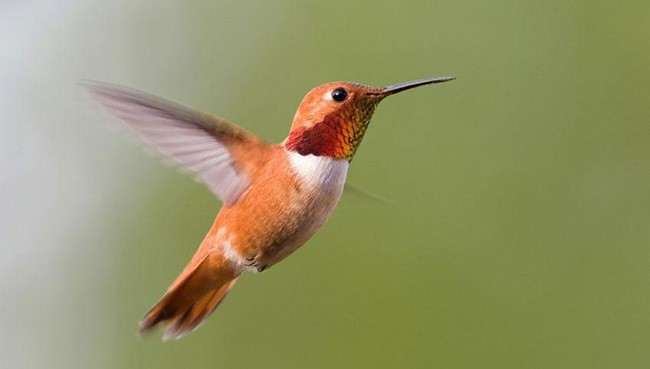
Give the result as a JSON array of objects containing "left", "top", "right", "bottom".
[{"left": 82, "top": 80, "right": 268, "bottom": 205}]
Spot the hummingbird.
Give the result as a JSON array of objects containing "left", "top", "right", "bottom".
[{"left": 82, "top": 76, "right": 454, "bottom": 340}]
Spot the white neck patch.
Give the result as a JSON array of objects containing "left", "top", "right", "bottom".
[{"left": 286, "top": 150, "right": 349, "bottom": 191}]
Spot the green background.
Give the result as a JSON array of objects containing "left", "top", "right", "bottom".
[{"left": 3, "top": 0, "right": 650, "bottom": 368}]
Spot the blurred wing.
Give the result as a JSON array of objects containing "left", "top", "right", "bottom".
[
  {"left": 82, "top": 80, "right": 268, "bottom": 205},
  {"left": 343, "top": 182, "right": 393, "bottom": 204}
]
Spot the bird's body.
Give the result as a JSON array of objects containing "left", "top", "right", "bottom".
[
  {"left": 83, "top": 76, "right": 453, "bottom": 339},
  {"left": 214, "top": 148, "right": 349, "bottom": 275},
  {"left": 139, "top": 149, "right": 348, "bottom": 339}
]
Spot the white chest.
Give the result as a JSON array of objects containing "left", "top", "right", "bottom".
[
  {"left": 286, "top": 150, "right": 349, "bottom": 226},
  {"left": 286, "top": 150, "right": 349, "bottom": 196}
]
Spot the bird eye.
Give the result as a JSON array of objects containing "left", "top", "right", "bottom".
[{"left": 331, "top": 88, "right": 348, "bottom": 102}]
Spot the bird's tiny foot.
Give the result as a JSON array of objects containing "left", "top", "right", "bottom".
[{"left": 243, "top": 255, "right": 267, "bottom": 272}]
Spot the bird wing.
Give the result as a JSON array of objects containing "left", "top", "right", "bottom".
[{"left": 82, "top": 80, "right": 269, "bottom": 205}]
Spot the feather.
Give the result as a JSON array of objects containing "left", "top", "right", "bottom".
[{"left": 81, "top": 80, "right": 268, "bottom": 205}]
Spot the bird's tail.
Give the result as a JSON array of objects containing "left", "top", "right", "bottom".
[{"left": 138, "top": 251, "right": 241, "bottom": 340}]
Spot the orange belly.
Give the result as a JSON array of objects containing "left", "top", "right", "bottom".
[{"left": 211, "top": 147, "right": 349, "bottom": 271}]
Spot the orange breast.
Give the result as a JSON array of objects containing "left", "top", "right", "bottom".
[{"left": 205, "top": 146, "right": 311, "bottom": 268}]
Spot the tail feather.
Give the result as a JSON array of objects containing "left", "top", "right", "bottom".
[
  {"left": 162, "top": 277, "right": 238, "bottom": 340},
  {"left": 138, "top": 252, "right": 241, "bottom": 340}
]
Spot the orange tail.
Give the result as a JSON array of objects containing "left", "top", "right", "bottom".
[{"left": 139, "top": 252, "right": 241, "bottom": 340}]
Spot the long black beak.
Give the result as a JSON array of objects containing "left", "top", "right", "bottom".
[{"left": 382, "top": 76, "right": 455, "bottom": 95}]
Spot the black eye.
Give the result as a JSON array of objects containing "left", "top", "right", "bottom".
[{"left": 331, "top": 88, "right": 348, "bottom": 102}]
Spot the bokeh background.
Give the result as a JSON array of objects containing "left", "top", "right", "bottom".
[{"left": 2, "top": 1, "right": 650, "bottom": 368}]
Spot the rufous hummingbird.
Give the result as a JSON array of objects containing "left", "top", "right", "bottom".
[{"left": 83, "top": 76, "right": 454, "bottom": 340}]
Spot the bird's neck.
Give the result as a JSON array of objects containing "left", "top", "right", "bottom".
[
  {"left": 284, "top": 109, "right": 375, "bottom": 161},
  {"left": 284, "top": 148, "right": 349, "bottom": 194}
]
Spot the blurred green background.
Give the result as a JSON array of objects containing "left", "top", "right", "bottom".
[{"left": 2, "top": 0, "right": 650, "bottom": 368}]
